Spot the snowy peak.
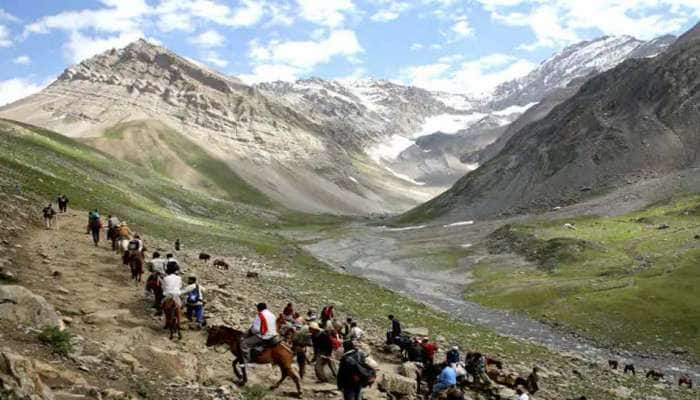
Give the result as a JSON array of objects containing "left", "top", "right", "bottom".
[{"left": 489, "top": 34, "right": 675, "bottom": 109}]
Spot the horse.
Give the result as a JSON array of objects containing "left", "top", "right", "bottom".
[
  {"left": 213, "top": 259, "right": 230, "bottom": 270},
  {"left": 206, "top": 325, "right": 302, "bottom": 397},
  {"left": 128, "top": 250, "right": 144, "bottom": 283},
  {"left": 199, "top": 253, "right": 211, "bottom": 263},
  {"left": 162, "top": 297, "right": 181, "bottom": 340},
  {"left": 646, "top": 370, "right": 664, "bottom": 381},
  {"left": 623, "top": 364, "right": 635, "bottom": 375},
  {"left": 678, "top": 376, "right": 693, "bottom": 388},
  {"left": 608, "top": 360, "right": 619, "bottom": 369},
  {"left": 118, "top": 238, "right": 130, "bottom": 255},
  {"left": 145, "top": 273, "right": 163, "bottom": 313}
]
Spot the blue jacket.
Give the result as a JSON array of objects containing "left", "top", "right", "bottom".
[{"left": 437, "top": 366, "right": 457, "bottom": 386}]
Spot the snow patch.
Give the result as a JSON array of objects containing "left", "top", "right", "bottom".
[
  {"left": 443, "top": 220, "right": 474, "bottom": 228},
  {"left": 460, "top": 243, "right": 472, "bottom": 248},
  {"left": 367, "top": 135, "right": 415, "bottom": 162},
  {"left": 419, "top": 113, "right": 486, "bottom": 136},
  {"left": 384, "top": 225, "right": 427, "bottom": 231},
  {"left": 348, "top": 176, "right": 359, "bottom": 184},
  {"left": 493, "top": 102, "right": 538, "bottom": 116},
  {"left": 384, "top": 166, "right": 426, "bottom": 186}
]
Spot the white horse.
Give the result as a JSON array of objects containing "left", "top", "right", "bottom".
[{"left": 118, "top": 238, "right": 131, "bottom": 255}]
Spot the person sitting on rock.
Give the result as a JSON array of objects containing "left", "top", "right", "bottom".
[
  {"left": 432, "top": 363, "right": 457, "bottom": 399},
  {"left": 465, "top": 352, "right": 492, "bottom": 387},
  {"left": 181, "top": 275, "right": 206, "bottom": 328},
  {"left": 241, "top": 303, "right": 277, "bottom": 368}
]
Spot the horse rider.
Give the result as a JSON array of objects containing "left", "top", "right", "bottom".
[
  {"left": 147, "top": 252, "right": 166, "bottom": 315},
  {"left": 161, "top": 262, "right": 183, "bottom": 307},
  {"left": 181, "top": 275, "right": 206, "bottom": 328},
  {"left": 116, "top": 221, "right": 131, "bottom": 249},
  {"left": 241, "top": 303, "right": 277, "bottom": 368}
]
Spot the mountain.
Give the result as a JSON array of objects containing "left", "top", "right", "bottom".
[
  {"left": 0, "top": 40, "right": 450, "bottom": 215},
  {"left": 397, "top": 24, "right": 700, "bottom": 223}
]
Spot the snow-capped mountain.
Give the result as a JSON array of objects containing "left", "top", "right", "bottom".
[{"left": 489, "top": 35, "right": 676, "bottom": 109}]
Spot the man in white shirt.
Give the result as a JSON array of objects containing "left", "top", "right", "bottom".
[
  {"left": 149, "top": 252, "right": 166, "bottom": 275},
  {"left": 516, "top": 386, "right": 530, "bottom": 400},
  {"left": 161, "top": 263, "right": 183, "bottom": 306},
  {"left": 241, "top": 303, "right": 277, "bottom": 366},
  {"left": 348, "top": 322, "right": 364, "bottom": 341}
]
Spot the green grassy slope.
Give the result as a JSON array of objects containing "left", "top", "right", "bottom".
[
  {"left": 467, "top": 196, "right": 700, "bottom": 359},
  {"left": 2, "top": 118, "right": 696, "bottom": 399}
]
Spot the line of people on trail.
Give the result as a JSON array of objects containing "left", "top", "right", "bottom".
[
  {"left": 385, "top": 315, "right": 538, "bottom": 400},
  {"left": 41, "top": 194, "right": 70, "bottom": 230}
]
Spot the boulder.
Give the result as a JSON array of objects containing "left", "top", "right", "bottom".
[
  {"left": 398, "top": 362, "right": 420, "bottom": 379},
  {"left": 608, "top": 386, "right": 633, "bottom": 399},
  {"left": 0, "top": 349, "right": 54, "bottom": 400},
  {"left": 0, "top": 285, "right": 64, "bottom": 330},
  {"left": 135, "top": 346, "right": 198, "bottom": 381},
  {"left": 378, "top": 372, "right": 417, "bottom": 398},
  {"left": 493, "top": 386, "right": 516, "bottom": 399},
  {"left": 403, "top": 327, "right": 429, "bottom": 337},
  {"left": 82, "top": 309, "right": 140, "bottom": 326},
  {"left": 33, "top": 360, "right": 87, "bottom": 388}
]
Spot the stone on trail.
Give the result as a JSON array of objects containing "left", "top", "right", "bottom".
[
  {"left": 0, "top": 349, "right": 55, "bottom": 400},
  {"left": 378, "top": 372, "right": 417, "bottom": 398},
  {"left": 403, "top": 327, "right": 429, "bottom": 337},
  {"left": 82, "top": 309, "right": 140, "bottom": 326},
  {"left": 608, "top": 385, "right": 633, "bottom": 398},
  {"left": 399, "top": 362, "right": 420, "bottom": 379},
  {"left": 0, "top": 285, "right": 65, "bottom": 330}
]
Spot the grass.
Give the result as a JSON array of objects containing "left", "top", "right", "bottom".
[
  {"left": 466, "top": 194, "right": 700, "bottom": 359},
  {"left": 2, "top": 118, "right": 697, "bottom": 400},
  {"left": 38, "top": 326, "right": 74, "bottom": 356},
  {"left": 240, "top": 384, "right": 270, "bottom": 400}
]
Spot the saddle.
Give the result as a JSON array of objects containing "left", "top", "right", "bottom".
[{"left": 250, "top": 335, "right": 283, "bottom": 359}]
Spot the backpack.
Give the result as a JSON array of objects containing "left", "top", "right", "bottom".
[
  {"left": 341, "top": 350, "right": 376, "bottom": 387},
  {"left": 322, "top": 306, "right": 333, "bottom": 320},
  {"left": 128, "top": 240, "right": 140, "bottom": 251},
  {"left": 186, "top": 285, "right": 200, "bottom": 305}
]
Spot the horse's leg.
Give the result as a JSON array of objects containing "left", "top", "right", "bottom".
[{"left": 271, "top": 365, "right": 287, "bottom": 390}]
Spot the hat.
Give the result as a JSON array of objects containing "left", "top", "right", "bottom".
[
  {"left": 308, "top": 322, "right": 321, "bottom": 331},
  {"left": 452, "top": 346, "right": 459, "bottom": 351}
]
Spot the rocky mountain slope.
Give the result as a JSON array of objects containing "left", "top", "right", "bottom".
[
  {"left": 2, "top": 119, "right": 697, "bottom": 400},
  {"left": 0, "top": 40, "right": 443, "bottom": 215},
  {"left": 398, "top": 24, "right": 700, "bottom": 223}
]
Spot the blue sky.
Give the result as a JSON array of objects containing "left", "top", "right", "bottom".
[{"left": 0, "top": 0, "right": 698, "bottom": 105}]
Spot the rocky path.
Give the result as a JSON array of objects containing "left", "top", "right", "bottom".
[
  {"left": 2, "top": 211, "right": 415, "bottom": 400},
  {"left": 303, "top": 222, "right": 700, "bottom": 382}
]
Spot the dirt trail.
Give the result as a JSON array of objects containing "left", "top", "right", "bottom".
[{"left": 8, "top": 211, "right": 400, "bottom": 400}]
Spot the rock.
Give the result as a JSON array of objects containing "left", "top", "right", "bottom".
[
  {"left": 0, "top": 349, "right": 55, "bottom": 400},
  {"left": 245, "top": 272, "right": 259, "bottom": 279},
  {"left": 608, "top": 385, "right": 633, "bottom": 398},
  {"left": 0, "top": 285, "right": 65, "bottom": 330},
  {"left": 398, "top": 362, "right": 420, "bottom": 379},
  {"left": 403, "top": 327, "right": 429, "bottom": 337},
  {"left": 494, "top": 386, "right": 516, "bottom": 399},
  {"left": 0, "top": 270, "right": 16, "bottom": 281},
  {"left": 377, "top": 372, "right": 416, "bottom": 397},
  {"left": 102, "top": 388, "right": 129, "bottom": 399},
  {"left": 135, "top": 346, "right": 198, "bottom": 381},
  {"left": 82, "top": 309, "right": 139, "bottom": 326},
  {"left": 51, "top": 270, "right": 62, "bottom": 278},
  {"left": 657, "top": 224, "right": 670, "bottom": 230},
  {"left": 384, "top": 344, "right": 402, "bottom": 354},
  {"left": 34, "top": 360, "right": 87, "bottom": 388}
]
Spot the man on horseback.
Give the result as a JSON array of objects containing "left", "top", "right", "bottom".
[
  {"left": 146, "top": 252, "right": 166, "bottom": 316},
  {"left": 241, "top": 303, "right": 277, "bottom": 367}
]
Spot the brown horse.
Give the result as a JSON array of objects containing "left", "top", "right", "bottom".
[
  {"left": 163, "top": 297, "right": 181, "bottom": 340},
  {"left": 128, "top": 251, "right": 144, "bottom": 283},
  {"left": 206, "top": 325, "right": 302, "bottom": 397}
]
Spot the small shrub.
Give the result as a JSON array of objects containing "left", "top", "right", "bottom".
[
  {"left": 38, "top": 326, "right": 73, "bottom": 356},
  {"left": 240, "top": 384, "right": 270, "bottom": 400}
]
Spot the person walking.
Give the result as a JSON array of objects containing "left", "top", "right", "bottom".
[
  {"left": 182, "top": 275, "right": 206, "bottom": 328},
  {"left": 337, "top": 340, "right": 377, "bottom": 400},
  {"left": 87, "top": 210, "right": 102, "bottom": 246},
  {"left": 57, "top": 194, "right": 69, "bottom": 213},
  {"left": 386, "top": 315, "right": 402, "bottom": 345},
  {"left": 42, "top": 204, "right": 56, "bottom": 230}
]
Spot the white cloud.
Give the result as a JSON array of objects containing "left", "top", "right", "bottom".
[
  {"left": 370, "top": 1, "right": 411, "bottom": 22},
  {"left": 249, "top": 29, "right": 363, "bottom": 69},
  {"left": 154, "top": 0, "right": 265, "bottom": 30},
  {"left": 0, "top": 8, "right": 20, "bottom": 23},
  {"left": 190, "top": 29, "right": 225, "bottom": 48},
  {"left": 24, "top": 0, "right": 149, "bottom": 36},
  {"left": 0, "top": 25, "right": 10, "bottom": 47},
  {"left": 450, "top": 16, "right": 474, "bottom": 39},
  {"left": 239, "top": 64, "right": 302, "bottom": 84},
  {"left": 296, "top": 0, "right": 356, "bottom": 28},
  {"left": 12, "top": 55, "right": 31, "bottom": 65},
  {"left": 64, "top": 31, "right": 144, "bottom": 63},
  {"left": 0, "top": 78, "right": 45, "bottom": 107},
  {"left": 410, "top": 43, "right": 424, "bottom": 51},
  {"left": 480, "top": 0, "right": 700, "bottom": 50},
  {"left": 203, "top": 51, "right": 228, "bottom": 68},
  {"left": 400, "top": 53, "right": 536, "bottom": 96}
]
